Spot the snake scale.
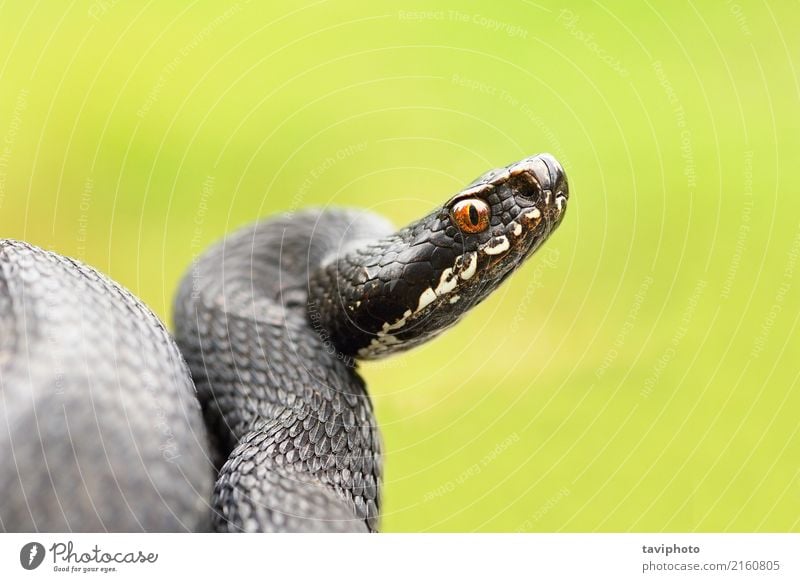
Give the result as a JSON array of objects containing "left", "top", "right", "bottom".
[{"left": 0, "top": 153, "right": 568, "bottom": 532}]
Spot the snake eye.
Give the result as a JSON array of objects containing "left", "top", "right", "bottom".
[{"left": 451, "top": 199, "right": 490, "bottom": 233}]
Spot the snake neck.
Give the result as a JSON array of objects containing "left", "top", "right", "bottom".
[{"left": 172, "top": 210, "right": 390, "bottom": 532}]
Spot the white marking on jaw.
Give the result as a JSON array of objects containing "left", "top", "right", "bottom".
[
  {"left": 449, "top": 295, "right": 460, "bottom": 304},
  {"left": 416, "top": 287, "right": 437, "bottom": 312},
  {"left": 544, "top": 190, "right": 551, "bottom": 204},
  {"left": 524, "top": 207, "right": 541, "bottom": 220},
  {"left": 360, "top": 308, "right": 415, "bottom": 357},
  {"left": 484, "top": 236, "right": 510, "bottom": 256},
  {"left": 510, "top": 222, "right": 522, "bottom": 237},
  {"left": 414, "top": 263, "right": 465, "bottom": 315},
  {"left": 434, "top": 267, "right": 458, "bottom": 296},
  {"left": 556, "top": 195, "right": 566, "bottom": 212},
  {"left": 382, "top": 309, "right": 413, "bottom": 332},
  {"left": 459, "top": 252, "right": 477, "bottom": 280}
]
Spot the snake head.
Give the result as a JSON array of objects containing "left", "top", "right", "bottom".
[
  {"left": 308, "top": 153, "right": 569, "bottom": 359},
  {"left": 444, "top": 152, "right": 568, "bottom": 285}
]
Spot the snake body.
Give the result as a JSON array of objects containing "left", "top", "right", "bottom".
[
  {"left": 0, "top": 241, "right": 211, "bottom": 531},
  {"left": 0, "top": 153, "right": 568, "bottom": 532}
]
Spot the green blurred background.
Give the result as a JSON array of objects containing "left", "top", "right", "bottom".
[{"left": 1, "top": 1, "right": 798, "bottom": 532}]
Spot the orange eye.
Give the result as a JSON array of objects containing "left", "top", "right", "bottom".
[{"left": 451, "top": 199, "right": 491, "bottom": 233}]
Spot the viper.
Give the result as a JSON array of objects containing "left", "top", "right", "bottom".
[{"left": 0, "top": 153, "right": 568, "bottom": 532}]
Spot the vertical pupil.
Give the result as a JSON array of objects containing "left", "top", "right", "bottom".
[{"left": 468, "top": 204, "right": 479, "bottom": 225}]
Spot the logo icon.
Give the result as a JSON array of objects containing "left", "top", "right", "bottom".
[{"left": 19, "top": 542, "right": 45, "bottom": 570}]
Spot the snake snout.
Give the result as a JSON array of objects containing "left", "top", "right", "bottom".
[
  {"left": 539, "top": 153, "right": 568, "bottom": 201},
  {"left": 537, "top": 152, "right": 568, "bottom": 218}
]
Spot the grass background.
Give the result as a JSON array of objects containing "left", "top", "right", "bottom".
[{"left": 0, "top": 1, "right": 798, "bottom": 532}]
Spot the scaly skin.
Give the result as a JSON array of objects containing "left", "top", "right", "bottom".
[
  {"left": 0, "top": 154, "right": 568, "bottom": 532},
  {"left": 0, "top": 241, "right": 212, "bottom": 532},
  {"left": 173, "top": 210, "right": 391, "bottom": 532},
  {"left": 174, "top": 153, "right": 569, "bottom": 532}
]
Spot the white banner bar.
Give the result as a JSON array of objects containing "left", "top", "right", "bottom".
[{"left": 0, "top": 534, "right": 797, "bottom": 581}]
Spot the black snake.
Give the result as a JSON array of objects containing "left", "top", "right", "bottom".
[{"left": 0, "top": 153, "right": 568, "bottom": 532}]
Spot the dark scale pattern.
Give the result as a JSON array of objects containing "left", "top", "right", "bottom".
[
  {"left": 0, "top": 241, "right": 212, "bottom": 532},
  {"left": 308, "top": 208, "right": 474, "bottom": 356},
  {"left": 0, "top": 154, "right": 567, "bottom": 533},
  {"left": 174, "top": 153, "right": 568, "bottom": 532},
  {"left": 174, "top": 209, "right": 392, "bottom": 532},
  {"left": 306, "top": 155, "right": 569, "bottom": 359}
]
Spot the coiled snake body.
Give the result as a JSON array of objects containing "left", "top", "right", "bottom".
[{"left": 0, "top": 153, "right": 568, "bottom": 532}]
